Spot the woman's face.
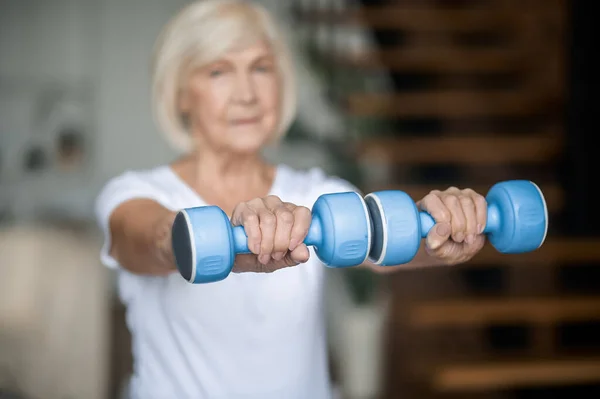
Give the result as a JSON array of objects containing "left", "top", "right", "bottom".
[{"left": 178, "top": 40, "right": 280, "bottom": 155}]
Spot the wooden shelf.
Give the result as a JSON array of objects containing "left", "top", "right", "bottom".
[
  {"left": 410, "top": 296, "right": 600, "bottom": 328},
  {"left": 433, "top": 357, "right": 600, "bottom": 392},
  {"left": 294, "top": 6, "right": 521, "bottom": 33},
  {"left": 335, "top": 46, "right": 525, "bottom": 74},
  {"left": 468, "top": 237, "right": 600, "bottom": 265},
  {"left": 345, "top": 90, "right": 551, "bottom": 118},
  {"left": 296, "top": 3, "right": 574, "bottom": 397},
  {"left": 355, "top": 134, "right": 562, "bottom": 165},
  {"left": 363, "top": 183, "right": 564, "bottom": 213}
]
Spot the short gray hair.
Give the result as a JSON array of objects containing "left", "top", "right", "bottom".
[{"left": 151, "top": 0, "right": 297, "bottom": 152}]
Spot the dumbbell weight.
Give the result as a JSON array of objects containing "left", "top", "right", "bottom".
[
  {"left": 364, "top": 180, "right": 548, "bottom": 266},
  {"left": 172, "top": 191, "right": 372, "bottom": 284}
]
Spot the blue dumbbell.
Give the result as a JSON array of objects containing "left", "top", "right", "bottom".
[
  {"left": 172, "top": 191, "right": 372, "bottom": 283},
  {"left": 364, "top": 180, "right": 548, "bottom": 266}
]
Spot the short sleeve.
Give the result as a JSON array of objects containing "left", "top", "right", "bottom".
[
  {"left": 307, "top": 167, "right": 363, "bottom": 199},
  {"left": 320, "top": 175, "right": 362, "bottom": 196},
  {"left": 94, "top": 170, "right": 172, "bottom": 269}
]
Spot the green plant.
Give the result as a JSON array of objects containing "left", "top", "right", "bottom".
[{"left": 342, "top": 267, "right": 382, "bottom": 306}]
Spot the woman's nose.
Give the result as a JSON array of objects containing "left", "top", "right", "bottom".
[{"left": 234, "top": 72, "right": 256, "bottom": 104}]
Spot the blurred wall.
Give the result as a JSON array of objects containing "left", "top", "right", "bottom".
[
  {"left": 0, "top": 0, "right": 187, "bottom": 222},
  {"left": 0, "top": 0, "right": 376, "bottom": 223}
]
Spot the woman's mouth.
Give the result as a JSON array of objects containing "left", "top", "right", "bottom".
[{"left": 231, "top": 117, "right": 260, "bottom": 125}]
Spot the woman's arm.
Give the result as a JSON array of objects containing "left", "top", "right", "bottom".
[
  {"left": 107, "top": 195, "right": 314, "bottom": 277},
  {"left": 108, "top": 199, "right": 178, "bottom": 275}
]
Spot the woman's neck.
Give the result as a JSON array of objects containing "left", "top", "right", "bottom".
[{"left": 171, "top": 147, "right": 277, "bottom": 212}]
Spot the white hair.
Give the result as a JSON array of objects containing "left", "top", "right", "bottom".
[{"left": 151, "top": 0, "right": 297, "bottom": 153}]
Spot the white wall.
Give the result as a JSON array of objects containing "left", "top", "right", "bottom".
[
  {"left": 0, "top": 0, "right": 187, "bottom": 221},
  {"left": 94, "top": 0, "right": 188, "bottom": 180}
]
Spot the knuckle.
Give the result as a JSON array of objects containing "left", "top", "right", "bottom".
[
  {"left": 260, "top": 212, "right": 276, "bottom": 227},
  {"left": 295, "top": 207, "right": 312, "bottom": 224},
  {"left": 244, "top": 213, "right": 259, "bottom": 225},
  {"left": 283, "top": 202, "right": 296, "bottom": 211},
  {"left": 265, "top": 195, "right": 282, "bottom": 205},
  {"left": 276, "top": 208, "right": 295, "bottom": 224},
  {"left": 424, "top": 191, "right": 441, "bottom": 202},
  {"left": 444, "top": 195, "right": 459, "bottom": 206},
  {"left": 247, "top": 198, "right": 263, "bottom": 208},
  {"left": 296, "top": 205, "right": 311, "bottom": 216},
  {"left": 421, "top": 193, "right": 438, "bottom": 208},
  {"left": 459, "top": 195, "right": 474, "bottom": 208},
  {"left": 475, "top": 195, "right": 487, "bottom": 208}
]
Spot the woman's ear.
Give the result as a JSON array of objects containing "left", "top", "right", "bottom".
[
  {"left": 176, "top": 85, "right": 192, "bottom": 130},
  {"left": 177, "top": 87, "right": 191, "bottom": 114}
]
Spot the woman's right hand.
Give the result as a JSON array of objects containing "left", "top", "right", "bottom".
[{"left": 230, "top": 195, "right": 313, "bottom": 273}]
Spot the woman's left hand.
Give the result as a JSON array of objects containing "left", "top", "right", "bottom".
[{"left": 417, "top": 187, "right": 487, "bottom": 265}]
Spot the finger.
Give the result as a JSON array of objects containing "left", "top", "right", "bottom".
[
  {"left": 257, "top": 207, "right": 276, "bottom": 264},
  {"left": 231, "top": 202, "right": 245, "bottom": 225},
  {"left": 442, "top": 194, "right": 467, "bottom": 243},
  {"left": 419, "top": 192, "right": 452, "bottom": 250},
  {"left": 259, "top": 196, "right": 289, "bottom": 259},
  {"left": 470, "top": 190, "right": 488, "bottom": 235},
  {"left": 419, "top": 191, "right": 452, "bottom": 225},
  {"left": 426, "top": 223, "right": 452, "bottom": 253},
  {"left": 289, "top": 206, "right": 311, "bottom": 251},
  {"left": 262, "top": 195, "right": 284, "bottom": 211},
  {"left": 426, "top": 238, "right": 458, "bottom": 261},
  {"left": 287, "top": 243, "right": 310, "bottom": 264},
  {"left": 282, "top": 202, "right": 296, "bottom": 211},
  {"left": 246, "top": 197, "right": 267, "bottom": 212},
  {"left": 457, "top": 193, "right": 478, "bottom": 245},
  {"left": 244, "top": 197, "right": 271, "bottom": 253},
  {"left": 272, "top": 205, "right": 294, "bottom": 260},
  {"left": 469, "top": 234, "right": 486, "bottom": 255},
  {"left": 457, "top": 234, "right": 486, "bottom": 263},
  {"left": 444, "top": 186, "right": 462, "bottom": 196},
  {"left": 232, "top": 204, "right": 261, "bottom": 255},
  {"left": 416, "top": 189, "right": 438, "bottom": 210}
]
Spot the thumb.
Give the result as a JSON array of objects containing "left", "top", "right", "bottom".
[
  {"left": 287, "top": 244, "right": 310, "bottom": 265},
  {"left": 426, "top": 222, "right": 451, "bottom": 251}
]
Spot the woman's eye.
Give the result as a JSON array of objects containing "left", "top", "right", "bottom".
[
  {"left": 254, "top": 65, "right": 272, "bottom": 73},
  {"left": 209, "top": 69, "right": 224, "bottom": 77}
]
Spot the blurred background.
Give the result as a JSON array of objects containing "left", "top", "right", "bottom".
[{"left": 0, "top": 0, "right": 598, "bottom": 398}]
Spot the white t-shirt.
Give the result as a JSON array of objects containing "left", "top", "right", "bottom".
[{"left": 95, "top": 163, "right": 357, "bottom": 399}]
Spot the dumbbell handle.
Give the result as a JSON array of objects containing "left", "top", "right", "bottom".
[
  {"left": 233, "top": 202, "right": 501, "bottom": 250},
  {"left": 419, "top": 203, "right": 500, "bottom": 237},
  {"left": 231, "top": 215, "right": 324, "bottom": 254}
]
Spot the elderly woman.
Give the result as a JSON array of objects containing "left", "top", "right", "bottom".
[{"left": 95, "top": 1, "right": 487, "bottom": 398}]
